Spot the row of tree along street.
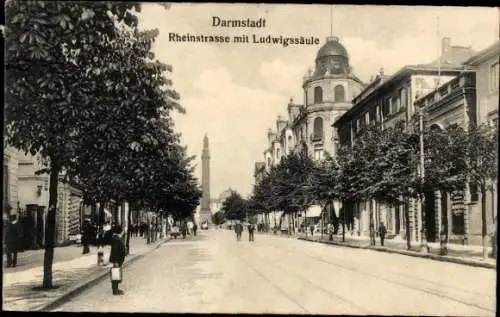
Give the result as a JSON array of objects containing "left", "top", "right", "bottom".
[
  {"left": 216, "top": 115, "right": 497, "bottom": 259},
  {"left": 5, "top": 2, "right": 201, "bottom": 289}
]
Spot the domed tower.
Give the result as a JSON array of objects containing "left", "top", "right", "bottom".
[
  {"left": 314, "top": 36, "right": 350, "bottom": 77},
  {"left": 301, "top": 36, "right": 364, "bottom": 160}
]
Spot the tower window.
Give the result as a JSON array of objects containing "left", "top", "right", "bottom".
[
  {"left": 314, "top": 86, "right": 323, "bottom": 103},
  {"left": 313, "top": 117, "right": 323, "bottom": 140},
  {"left": 334, "top": 85, "right": 345, "bottom": 102}
]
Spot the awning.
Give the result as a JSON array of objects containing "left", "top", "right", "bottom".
[{"left": 305, "top": 205, "right": 322, "bottom": 218}]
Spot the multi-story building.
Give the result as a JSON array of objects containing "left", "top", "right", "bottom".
[
  {"left": 332, "top": 37, "right": 475, "bottom": 242},
  {"left": 16, "top": 151, "right": 84, "bottom": 248},
  {"left": 411, "top": 40, "right": 498, "bottom": 246},
  {"left": 257, "top": 36, "right": 365, "bottom": 229},
  {"left": 262, "top": 36, "right": 365, "bottom": 172}
]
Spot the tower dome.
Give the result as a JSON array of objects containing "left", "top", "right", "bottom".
[
  {"left": 316, "top": 36, "right": 348, "bottom": 60},
  {"left": 313, "top": 36, "right": 350, "bottom": 77}
]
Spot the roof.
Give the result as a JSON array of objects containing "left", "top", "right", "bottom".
[
  {"left": 416, "top": 45, "right": 475, "bottom": 69},
  {"left": 464, "top": 41, "right": 500, "bottom": 66},
  {"left": 333, "top": 64, "right": 466, "bottom": 127},
  {"left": 316, "top": 36, "right": 348, "bottom": 60}
]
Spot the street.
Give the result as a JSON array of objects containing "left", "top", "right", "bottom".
[{"left": 54, "top": 229, "right": 495, "bottom": 315}]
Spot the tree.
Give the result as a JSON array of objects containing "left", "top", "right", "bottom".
[
  {"left": 5, "top": 1, "right": 140, "bottom": 289},
  {"left": 221, "top": 191, "right": 248, "bottom": 221},
  {"left": 466, "top": 123, "right": 498, "bottom": 259},
  {"left": 212, "top": 211, "right": 226, "bottom": 226}
]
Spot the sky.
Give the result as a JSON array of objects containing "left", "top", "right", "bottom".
[{"left": 137, "top": 4, "right": 499, "bottom": 199}]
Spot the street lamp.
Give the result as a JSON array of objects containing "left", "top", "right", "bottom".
[{"left": 418, "top": 102, "right": 429, "bottom": 253}]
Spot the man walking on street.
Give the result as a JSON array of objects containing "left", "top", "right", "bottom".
[
  {"left": 5, "top": 214, "right": 22, "bottom": 268},
  {"left": 235, "top": 222, "right": 243, "bottom": 241},
  {"left": 109, "top": 225, "right": 126, "bottom": 295},
  {"left": 379, "top": 221, "right": 387, "bottom": 246},
  {"left": 248, "top": 222, "right": 255, "bottom": 242},
  {"left": 82, "top": 218, "right": 93, "bottom": 254},
  {"left": 193, "top": 223, "right": 198, "bottom": 236}
]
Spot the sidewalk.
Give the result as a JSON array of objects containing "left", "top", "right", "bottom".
[
  {"left": 298, "top": 233, "right": 497, "bottom": 269},
  {"left": 3, "top": 235, "right": 169, "bottom": 311}
]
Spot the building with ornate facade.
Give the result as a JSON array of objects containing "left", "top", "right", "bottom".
[{"left": 254, "top": 36, "right": 365, "bottom": 229}]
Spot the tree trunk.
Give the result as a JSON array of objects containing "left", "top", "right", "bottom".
[
  {"left": 342, "top": 208, "right": 346, "bottom": 242},
  {"left": 481, "top": 184, "right": 488, "bottom": 259},
  {"left": 126, "top": 205, "right": 131, "bottom": 255},
  {"left": 43, "top": 163, "right": 60, "bottom": 289},
  {"left": 420, "top": 193, "right": 428, "bottom": 253},
  {"left": 405, "top": 201, "right": 411, "bottom": 250}
]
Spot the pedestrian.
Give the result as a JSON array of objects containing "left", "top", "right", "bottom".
[
  {"left": 235, "top": 222, "right": 243, "bottom": 241},
  {"left": 193, "top": 223, "right": 198, "bottom": 236},
  {"left": 109, "top": 225, "right": 126, "bottom": 295},
  {"left": 82, "top": 218, "right": 92, "bottom": 254},
  {"left": 310, "top": 224, "right": 314, "bottom": 238},
  {"left": 328, "top": 223, "right": 334, "bottom": 241},
  {"left": 181, "top": 221, "right": 187, "bottom": 239},
  {"left": 5, "top": 214, "right": 22, "bottom": 268},
  {"left": 248, "top": 222, "right": 255, "bottom": 242},
  {"left": 378, "top": 221, "right": 387, "bottom": 246}
]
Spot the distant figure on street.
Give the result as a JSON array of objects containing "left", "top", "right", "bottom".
[
  {"left": 328, "top": 223, "right": 334, "bottom": 241},
  {"left": 310, "top": 224, "right": 314, "bottom": 237},
  {"left": 181, "top": 221, "right": 187, "bottom": 239},
  {"left": 109, "top": 225, "right": 126, "bottom": 295},
  {"left": 5, "top": 214, "right": 22, "bottom": 268},
  {"left": 81, "top": 218, "right": 93, "bottom": 254},
  {"left": 235, "top": 222, "right": 243, "bottom": 241},
  {"left": 193, "top": 223, "right": 198, "bottom": 236},
  {"left": 378, "top": 222, "right": 387, "bottom": 246},
  {"left": 248, "top": 223, "right": 255, "bottom": 242}
]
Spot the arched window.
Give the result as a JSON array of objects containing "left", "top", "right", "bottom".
[
  {"left": 313, "top": 117, "right": 323, "bottom": 140},
  {"left": 287, "top": 135, "right": 293, "bottom": 152},
  {"left": 314, "top": 86, "right": 323, "bottom": 103},
  {"left": 334, "top": 85, "right": 345, "bottom": 102}
]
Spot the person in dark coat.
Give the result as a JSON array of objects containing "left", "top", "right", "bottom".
[
  {"left": 193, "top": 223, "right": 198, "bottom": 236},
  {"left": 5, "top": 214, "right": 22, "bottom": 268},
  {"left": 109, "top": 225, "right": 126, "bottom": 295},
  {"left": 248, "top": 223, "right": 255, "bottom": 242},
  {"left": 235, "top": 222, "right": 243, "bottom": 241},
  {"left": 81, "top": 219, "right": 93, "bottom": 254},
  {"left": 378, "top": 221, "right": 387, "bottom": 246}
]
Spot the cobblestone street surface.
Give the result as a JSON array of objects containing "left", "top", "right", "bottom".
[
  {"left": 2, "top": 236, "right": 167, "bottom": 311},
  {"left": 54, "top": 229, "right": 495, "bottom": 315}
]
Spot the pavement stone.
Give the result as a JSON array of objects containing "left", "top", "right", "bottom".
[{"left": 2, "top": 235, "right": 169, "bottom": 311}]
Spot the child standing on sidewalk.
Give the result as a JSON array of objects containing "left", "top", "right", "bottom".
[{"left": 109, "top": 225, "right": 126, "bottom": 295}]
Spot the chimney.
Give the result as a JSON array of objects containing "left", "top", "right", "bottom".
[{"left": 442, "top": 37, "right": 451, "bottom": 54}]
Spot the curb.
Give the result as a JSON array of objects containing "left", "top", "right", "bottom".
[
  {"left": 36, "top": 237, "right": 170, "bottom": 312},
  {"left": 298, "top": 237, "right": 497, "bottom": 270}
]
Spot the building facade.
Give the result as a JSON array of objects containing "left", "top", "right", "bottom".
[
  {"left": 332, "top": 37, "right": 476, "bottom": 243},
  {"left": 17, "top": 151, "right": 85, "bottom": 247},
  {"left": 256, "top": 36, "right": 365, "bottom": 227}
]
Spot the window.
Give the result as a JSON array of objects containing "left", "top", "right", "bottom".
[
  {"left": 276, "top": 148, "right": 280, "bottom": 159},
  {"left": 287, "top": 135, "right": 293, "bottom": 152},
  {"left": 490, "top": 62, "right": 499, "bottom": 92},
  {"left": 334, "top": 85, "right": 345, "bottom": 102},
  {"left": 382, "top": 97, "right": 391, "bottom": 118},
  {"left": 314, "top": 86, "right": 323, "bottom": 103},
  {"left": 267, "top": 157, "right": 271, "bottom": 168},
  {"left": 391, "top": 96, "right": 399, "bottom": 114},
  {"left": 400, "top": 88, "right": 408, "bottom": 108},
  {"left": 314, "top": 149, "right": 323, "bottom": 161},
  {"left": 365, "top": 112, "right": 370, "bottom": 125},
  {"left": 313, "top": 117, "right": 323, "bottom": 140}
]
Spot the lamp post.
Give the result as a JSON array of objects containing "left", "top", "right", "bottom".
[{"left": 419, "top": 103, "right": 429, "bottom": 253}]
